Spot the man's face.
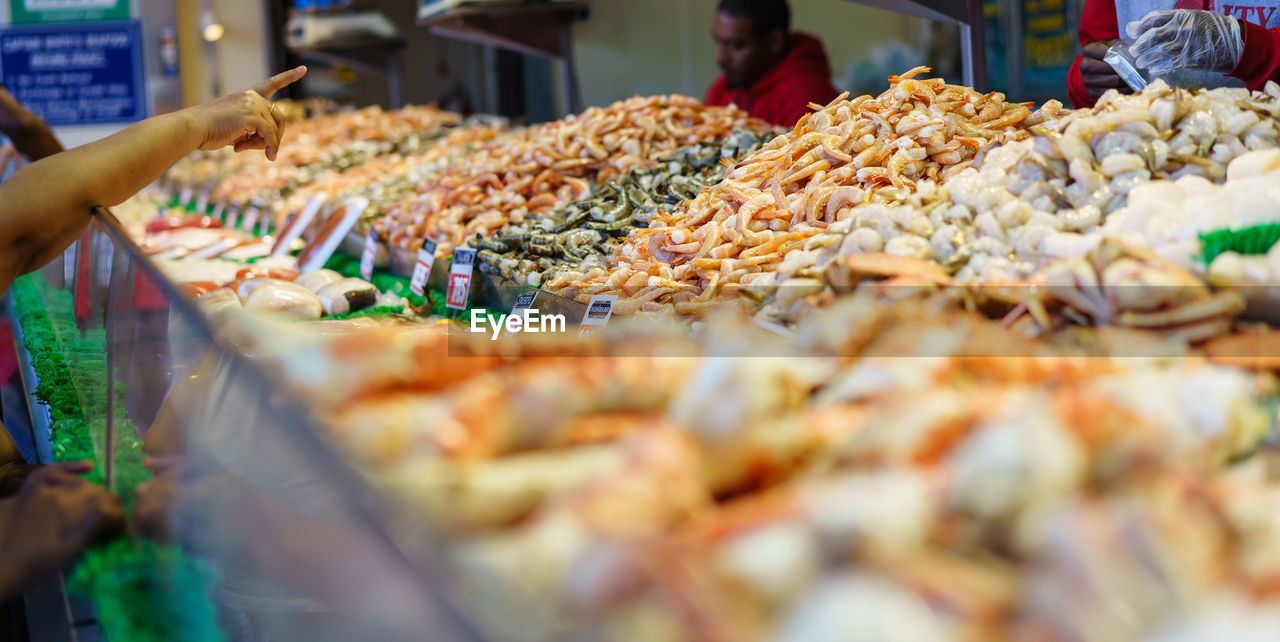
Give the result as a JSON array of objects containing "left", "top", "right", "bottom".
[{"left": 713, "top": 12, "right": 783, "bottom": 89}]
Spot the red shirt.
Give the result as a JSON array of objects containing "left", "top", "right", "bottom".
[
  {"left": 1069, "top": 0, "right": 1280, "bottom": 107},
  {"left": 704, "top": 32, "right": 841, "bottom": 128}
]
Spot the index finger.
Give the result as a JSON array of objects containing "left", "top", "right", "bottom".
[
  {"left": 1082, "top": 41, "right": 1113, "bottom": 57},
  {"left": 252, "top": 65, "right": 308, "bottom": 100}
]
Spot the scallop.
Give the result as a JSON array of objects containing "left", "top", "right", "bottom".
[
  {"left": 316, "top": 278, "right": 379, "bottom": 316},
  {"left": 295, "top": 268, "right": 345, "bottom": 293}
]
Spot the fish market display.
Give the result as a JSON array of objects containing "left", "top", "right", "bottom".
[
  {"left": 546, "top": 67, "right": 1061, "bottom": 315},
  {"left": 374, "top": 95, "right": 771, "bottom": 257},
  {"left": 110, "top": 62, "right": 1280, "bottom": 642},
  {"left": 472, "top": 130, "right": 771, "bottom": 288},
  {"left": 235, "top": 296, "right": 1280, "bottom": 642}
]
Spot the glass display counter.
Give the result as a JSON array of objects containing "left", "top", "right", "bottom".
[{"left": 9, "top": 208, "right": 483, "bottom": 642}]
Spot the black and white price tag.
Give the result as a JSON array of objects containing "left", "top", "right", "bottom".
[
  {"left": 577, "top": 295, "right": 617, "bottom": 339},
  {"left": 445, "top": 248, "right": 476, "bottom": 311},
  {"left": 360, "top": 229, "right": 379, "bottom": 281},
  {"left": 409, "top": 238, "right": 439, "bottom": 296},
  {"left": 512, "top": 291, "right": 537, "bottom": 312},
  {"left": 502, "top": 291, "right": 540, "bottom": 338}
]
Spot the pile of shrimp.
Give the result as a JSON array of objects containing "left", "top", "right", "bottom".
[
  {"left": 233, "top": 297, "right": 1279, "bottom": 642},
  {"left": 165, "top": 104, "right": 461, "bottom": 208},
  {"left": 270, "top": 122, "right": 506, "bottom": 229},
  {"left": 372, "top": 95, "right": 771, "bottom": 257},
  {"left": 543, "top": 67, "right": 1058, "bottom": 316}
]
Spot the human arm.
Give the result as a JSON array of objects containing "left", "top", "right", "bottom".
[
  {"left": 0, "top": 463, "right": 123, "bottom": 601},
  {"left": 0, "top": 87, "right": 62, "bottom": 161},
  {"left": 1067, "top": 0, "right": 1124, "bottom": 108},
  {"left": 133, "top": 457, "right": 424, "bottom": 608},
  {"left": 0, "top": 66, "right": 307, "bottom": 295},
  {"left": 0, "top": 419, "right": 34, "bottom": 497},
  {"left": 1229, "top": 20, "right": 1280, "bottom": 91}
]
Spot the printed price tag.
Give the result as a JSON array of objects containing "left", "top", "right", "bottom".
[
  {"left": 270, "top": 194, "right": 325, "bottom": 257},
  {"left": 409, "top": 237, "right": 439, "bottom": 296},
  {"left": 360, "top": 229, "right": 379, "bottom": 281},
  {"left": 296, "top": 197, "right": 369, "bottom": 273},
  {"left": 512, "top": 291, "right": 537, "bottom": 312},
  {"left": 240, "top": 205, "right": 260, "bottom": 234},
  {"left": 185, "top": 237, "right": 237, "bottom": 261},
  {"left": 577, "top": 295, "right": 617, "bottom": 339},
  {"left": 445, "top": 248, "right": 476, "bottom": 311},
  {"left": 502, "top": 291, "right": 540, "bottom": 338},
  {"left": 195, "top": 190, "right": 209, "bottom": 214},
  {"left": 211, "top": 199, "right": 226, "bottom": 221},
  {"left": 178, "top": 185, "right": 193, "bottom": 207},
  {"left": 62, "top": 245, "right": 75, "bottom": 285}
]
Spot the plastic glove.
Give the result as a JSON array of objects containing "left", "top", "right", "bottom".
[{"left": 1126, "top": 10, "right": 1243, "bottom": 75}]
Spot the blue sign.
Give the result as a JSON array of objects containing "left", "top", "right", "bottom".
[{"left": 0, "top": 21, "right": 145, "bottom": 126}]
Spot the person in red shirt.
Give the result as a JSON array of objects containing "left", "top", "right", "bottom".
[
  {"left": 1068, "top": 0, "right": 1280, "bottom": 108},
  {"left": 704, "top": 0, "right": 841, "bottom": 128}
]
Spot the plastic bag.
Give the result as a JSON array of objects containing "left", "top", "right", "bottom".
[{"left": 1104, "top": 43, "right": 1150, "bottom": 92}]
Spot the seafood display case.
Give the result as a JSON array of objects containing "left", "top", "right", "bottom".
[
  {"left": 11, "top": 208, "right": 483, "bottom": 642},
  {"left": 37, "top": 51, "right": 1280, "bottom": 640}
]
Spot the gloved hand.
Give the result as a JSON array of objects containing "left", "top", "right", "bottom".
[{"left": 1126, "top": 9, "right": 1243, "bottom": 75}]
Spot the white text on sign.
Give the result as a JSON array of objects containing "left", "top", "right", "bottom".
[{"left": 469, "top": 309, "right": 567, "bottom": 340}]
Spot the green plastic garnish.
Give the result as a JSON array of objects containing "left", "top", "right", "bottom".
[{"left": 1199, "top": 222, "right": 1280, "bottom": 266}]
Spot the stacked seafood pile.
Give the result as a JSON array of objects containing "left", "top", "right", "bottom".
[
  {"left": 236, "top": 296, "right": 1280, "bottom": 642},
  {"left": 545, "top": 68, "right": 1062, "bottom": 315},
  {"left": 166, "top": 105, "right": 461, "bottom": 212},
  {"left": 471, "top": 130, "right": 771, "bottom": 288},
  {"left": 826, "top": 80, "right": 1280, "bottom": 286},
  {"left": 272, "top": 121, "right": 507, "bottom": 231},
  {"left": 373, "top": 95, "right": 772, "bottom": 257},
  {"left": 746, "top": 82, "right": 1280, "bottom": 340}
]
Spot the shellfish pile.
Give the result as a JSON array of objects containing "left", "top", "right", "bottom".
[
  {"left": 166, "top": 105, "right": 462, "bottom": 211},
  {"left": 271, "top": 121, "right": 507, "bottom": 230},
  {"left": 471, "top": 130, "right": 771, "bottom": 288},
  {"left": 833, "top": 80, "right": 1280, "bottom": 284},
  {"left": 232, "top": 297, "right": 1279, "bottom": 642},
  {"left": 373, "top": 95, "right": 771, "bottom": 257},
  {"left": 545, "top": 67, "right": 1062, "bottom": 315}
]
